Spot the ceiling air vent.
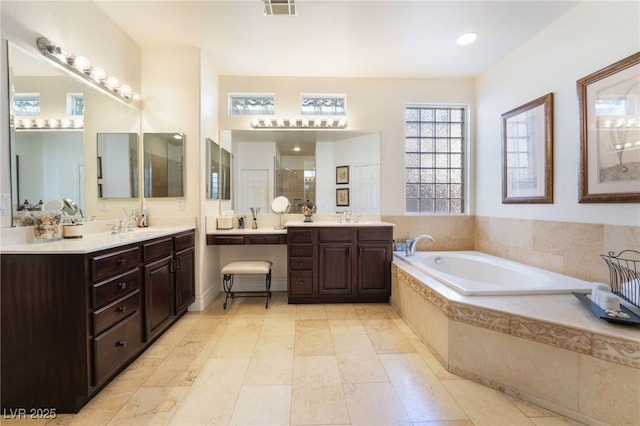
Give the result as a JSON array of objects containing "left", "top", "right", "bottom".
[{"left": 263, "top": 0, "right": 296, "bottom": 16}]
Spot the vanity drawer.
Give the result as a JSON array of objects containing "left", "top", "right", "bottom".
[
  {"left": 175, "top": 231, "right": 195, "bottom": 251},
  {"left": 319, "top": 228, "right": 353, "bottom": 242},
  {"left": 246, "top": 235, "right": 287, "bottom": 245},
  {"left": 93, "top": 311, "right": 143, "bottom": 386},
  {"left": 358, "top": 228, "right": 392, "bottom": 241},
  {"left": 290, "top": 256, "right": 313, "bottom": 271},
  {"left": 92, "top": 269, "right": 140, "bottom": 308},
  {"left": 142, "top": 237, "right": 173, "bottom": 263},
  {"left": 289, "top": 244, "right": 313, "bottom": 257},
  {"left": 93, "top": 290, "right": 141, "bottom": 335},
  {"left": 207, "top": 235, "right": 245, "bottom": 245},
  {"left": 289, "top": 271, "right": 313, "bottom": 295},
  {"left": 288, "top": 230, "right": 313, "bottom": 243},
  {"left": 91, "top": 247, "right": 140, "bottom": 281}
]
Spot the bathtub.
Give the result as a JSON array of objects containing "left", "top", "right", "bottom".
[{"left": 393, "top": 250, "right": 593, "bottom": 296}]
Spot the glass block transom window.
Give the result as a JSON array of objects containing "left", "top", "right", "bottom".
[
  {"left": 405, "top": 105, "right": 466, "bottom": 214},
  {"left": 301, "top": 95, "right": 346, "bottom": 115},
  {"left": 13, "top": 94, "right": 41, "bottom": 115},
  {"left": 229, "top": 94, "right": 275, "bottom": 115}
]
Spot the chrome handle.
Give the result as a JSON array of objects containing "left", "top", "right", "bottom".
[{"left": 116, "top": 340, "right": 127, "bottom": 347}]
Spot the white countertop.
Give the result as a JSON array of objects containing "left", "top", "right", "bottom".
[
  {"left": 284, "top": 220, "right": 395, "bottom": 227},
  {"left": 0, "top": 226, "right": 195, "bottom": 254},
  {"left": 209, "top": 227, "right": 287, "bottom": 235}
]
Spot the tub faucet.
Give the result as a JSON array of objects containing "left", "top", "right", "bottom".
[{"left": 406, "top": 234, "right": 435, "bottom": 256}]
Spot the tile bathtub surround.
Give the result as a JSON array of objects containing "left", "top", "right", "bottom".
[
  {"left": 3, "top": 293, "right": 584, "bottom": 426},
  {"left": 391, "top": 264, "right": 640, "bottom": 425},
  {"left": 384, "top": 214, "right": 639, "bottom": 285}
]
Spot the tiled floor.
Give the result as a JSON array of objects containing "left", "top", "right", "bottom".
[{"left": 14, "top": 292, "right": 584, "bottom": 425}]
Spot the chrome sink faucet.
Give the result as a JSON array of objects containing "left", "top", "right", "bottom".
[{"left": 406, "top": 234, "right": 435, "bottom": 256}]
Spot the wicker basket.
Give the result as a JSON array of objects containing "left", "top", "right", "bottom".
[{"left": 601, "top": 250, "right": 640, "bottom": 309}]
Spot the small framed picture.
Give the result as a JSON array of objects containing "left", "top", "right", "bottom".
[
  {"left": 336, "top": 188, "right": 349, "bottom": 206},
  {"left": 336, "top": 165, "right": 349, "bottom": 184}
]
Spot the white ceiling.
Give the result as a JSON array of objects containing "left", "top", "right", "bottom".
[{"left": 96, "top": 0, "right": 580, "bottom": 79}]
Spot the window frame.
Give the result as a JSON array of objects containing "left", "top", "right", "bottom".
[{"left": 403, "top": 103, "right": 471, "bottom": 216}]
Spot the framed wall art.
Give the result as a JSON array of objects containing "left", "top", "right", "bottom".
[
  {"left": 578, "top": 51, "right": 640, "bottom": 203},
  {"left": 336, "top": 188, "right": 349, "bottom": 206},
  {"left": 336, "top": 165, "right": 349, "bottom": 184},
  {"left": 501, "top": 92, "right": 554, "bottom": 203}
]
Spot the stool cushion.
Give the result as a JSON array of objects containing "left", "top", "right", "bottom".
[{"left": 222, "top": 260, "right": 272, "bottom": 275}]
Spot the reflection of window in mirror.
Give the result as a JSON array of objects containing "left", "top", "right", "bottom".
[
  {"left": 220, "top": 148, "right": 231, "bottom": 200},
  {"left": 97, "top": 133, "right": 139, "bottom": 198},
  {"left": 207, "top": 138, "right": 220, "bottom": 199},
  {"left": 143, "top": 133, "right": 184, "bottom": 198}
]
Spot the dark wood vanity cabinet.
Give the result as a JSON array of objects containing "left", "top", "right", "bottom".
[
  {"left": 287, "top": 226, "right": 392, "bottom": 303},
  {"left": 143, "top": 231, "right": 195, "bottom": 342},
  {"left": 0, "top": 229, "right": 195, "bottom": 413}
]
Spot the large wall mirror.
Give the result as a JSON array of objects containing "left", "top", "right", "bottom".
[
  {"left": 6, "top": 41, "right": 140, "bottom": 226},
  {"left": 143, "top": 133, "right": 184, "bottom": 198},
  {"left": 97, "top": 133, "right": 139, "bottom": 198},
  {"left": 228, "top": 130, "right": 380, "bottom": 215},
  {"left": 207, "top": 138, "right": 220, "bottom": 199}
]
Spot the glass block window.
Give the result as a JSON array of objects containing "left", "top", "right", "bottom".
[
  {"left": 301, "top": 94, "right": 346, "bottom": 115},
  {"left": 67, "top": 93, "right": 84, "bottom": 115},
  {"left": 229, "top": 94, "right": 275, "bottom": 115},
  {"left": 13, "top": 94, "right": 40, "bottom": 115},
  {"left": 405, "top": 105, "right": 466, "bottom": 214}
]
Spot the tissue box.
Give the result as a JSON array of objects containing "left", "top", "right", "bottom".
[{"left": 216, "top": 217, "right": 233, "bottom": 230}]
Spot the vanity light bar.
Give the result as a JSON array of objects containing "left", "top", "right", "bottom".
[
  {"left": 12, "top": 116, "right": 84, "bottom": 130},
  {"left": 36, "top": 37, "right": 139, "bottom": 104},
  {"left": 250, "top": 118, "right": 347, "bottom": 129}
]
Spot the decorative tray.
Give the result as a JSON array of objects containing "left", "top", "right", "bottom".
[{"left": 572, "top": 292, "right": 640, "bottom": 326}]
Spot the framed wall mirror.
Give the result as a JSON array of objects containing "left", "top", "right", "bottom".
[
  {"left": 97, "top": 133, "right": 139, "bottom": 198},
  {"left": 207, "top": 137, "right": 220, "bottom": 199},
  {"left": 220, "top": 147, "right": 231, "bottom": 200},
  {"left": 143, "top": 132, "right": 184, "bottom": 198}
]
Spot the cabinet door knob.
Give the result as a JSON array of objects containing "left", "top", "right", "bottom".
[
  {"left": 117, "top": 306, "right": 127, "bottom": 313},
  {"left": 298, "top": 281, "right": 304, "bottom": 285},
  {"left": 118, "top": 282, "right": 127, "bottom": 290},
  {"left": 116, "top": 340, "right": 127, "bottom": 347},
  {"left": 116, "top": 258, "right": 126, "bottom": 266}
]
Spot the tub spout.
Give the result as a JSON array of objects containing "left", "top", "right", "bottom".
[{"left": 406, "top": 234, "right": 434, "bottom": 256}]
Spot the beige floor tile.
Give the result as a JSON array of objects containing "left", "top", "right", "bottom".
[
  {"left": 329, "top": 319, "right": 367, "bottom": 335},
  {"left": 362, "top": 319, "right": 417, "bottom": 354},
  {"left": 294, "top": 323, "right": 335, "bottom": 356},
  {"left": 291, "top": 355, "right": 350, "bottom": 425},
  {"left": 325, "top": 303, "right": 360, "bottom": 319},
  {"left": 342, "top": 381, "right": 412, "bottom": 425},
  {"left": 107, "top": 386, "right": 188, "bottom": 426},
  {"left": 260, "top": 317, "right": 297, "bottom": 335},
  {"left": 214, "top": 331, "right": 259, "bottom": 357},
  {"left": 229, "top": 385, "right": 292, "bottom": 425},
  {"left": 296, "top": 304, "right": 328, "bottom": 319},
  {"left": 244, "top": 351, "right": 294, "bottom": 385},
  {"left": 443, "top": 379, "right": 535, "bottom": 426},
  {"left": 169, "top": 356, "right": 249, "bottom": 425},
  {"left": 380, "top": 354, "right": 467, "bottom": 422}
]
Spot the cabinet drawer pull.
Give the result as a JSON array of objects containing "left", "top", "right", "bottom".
[
  {"left": 298, "top": 281, "right": 304, "bottom": 285},
  {"left": 118, "top": 282, "right": 127, "bottom": 290},
  {"left": 116, "top": 258, "right": 126, "bottom": 266},
  {"left": 116, "top": 306, "right": 127, "bottom": 313},
  {"left": 116, "top": 340, "right": 127, "bottom": 347}
]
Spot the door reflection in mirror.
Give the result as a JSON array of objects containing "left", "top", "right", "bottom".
[
  {"left": 143, "top": 133, "right": 184, "bottom": 197},
  {"left": 97, "top": 133, "right": 139, "bottom": 198}
]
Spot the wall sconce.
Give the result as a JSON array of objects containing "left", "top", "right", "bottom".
[
  {"left": 36, "top": 37, "right": 139, "bottom": 104},
  {"left": 250, "top": 118, "right": 347, "bottom": 129},
  {"left": 12, "top": 116, "right": 84, "bottom": 130}
]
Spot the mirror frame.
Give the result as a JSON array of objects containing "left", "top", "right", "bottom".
[{"left": 143, "top": 132, "right": 185, "bottom": 198}]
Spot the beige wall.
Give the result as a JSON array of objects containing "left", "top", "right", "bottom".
[{"left": 218, "top": 76, "right": 476, "bottom": 217}]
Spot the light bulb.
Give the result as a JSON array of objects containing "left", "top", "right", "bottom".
[
  {"left": 105, "top": 76, "right": 120, "bottom": 89},
  {"left": 119, "top": 85, "right": 132, "bottom": 98},
  {"left": 72, "top": 56, "right": 90, "bottom": 71},
  {"left": 457, "top": 32, "right": 478, "bottom": 46},
  {"left": 91, "top": 67, "right": 106, "bottom": 81}
]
